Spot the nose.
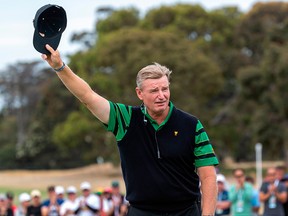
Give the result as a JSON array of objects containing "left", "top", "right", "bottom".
[{"left": 157, "top": 90, "right": 165, "bottom": 99}]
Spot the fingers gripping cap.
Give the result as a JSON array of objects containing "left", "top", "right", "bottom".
[{"left": 33, "top": 4, "right": 67, "bottom": 54}]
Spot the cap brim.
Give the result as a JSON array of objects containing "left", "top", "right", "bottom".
[{"left": 33, "top": 30, "right": 62, "bottom": 54}]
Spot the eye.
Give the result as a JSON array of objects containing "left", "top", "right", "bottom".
[
  {"left": 162, "top": 87, "right": 169, "bottom": 92},
  {"left": 150, "top": 89, "right": 158, "bottom": 93}
]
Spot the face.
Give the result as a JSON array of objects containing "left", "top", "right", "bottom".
[
  {"left": 136, "top": 76, "right": 170, "bottom": 117},
  {"left": 32, "top": 196, "right": 40, "bottom": 204},
  {"left": 48, "top": 190, "right": 56, "bottom": 199},
  {"left": 266, "top": 169, "right": 276, "bottom": 183},
  {"left": 67, "top": 193, "right": 76, "bottom": 201},
  {"left": 0, "top": 199, "right": 6, "bottom": 207},
  {"left": 217, "top": 181, "right": 225, "bottom": 192},
  {"left": 275, "top": 168, "right": 285, "bottom": 180},
  {"left": 22, "top": 200, "right": 30, "bottom": 207},
  {"left": 234, "top": 170, "right": 245, "bottom": 184},
  {"left": 82, "top": 189, "right": 90, "bottom": 197}
]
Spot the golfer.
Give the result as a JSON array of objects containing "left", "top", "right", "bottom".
[{"left": 42, "top": 44, "right": 219, "bottom": 216}]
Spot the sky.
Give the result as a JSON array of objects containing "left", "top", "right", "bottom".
[{"left": 0, "top": 0, "right": 282, "bottom": 70}]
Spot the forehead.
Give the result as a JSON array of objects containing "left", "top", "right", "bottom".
[
  {"left": 234, "top": 170, "right": 244, "bottom": 175},
  {"left": 267, "top": 169, "right": 276, "bottom": 174},
  {"left": 141, "top": 76, "right": 169, "bottom": 89}
]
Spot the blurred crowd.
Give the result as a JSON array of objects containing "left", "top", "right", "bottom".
[
  {"left": 0, "top": 180, "right": 128, "bottom": 216},
  {"left": 1, "top": 165, "right": 288, "bottom": 216},
  {"left": 216, "top": 165, "right": 288, "bottom": 216}
]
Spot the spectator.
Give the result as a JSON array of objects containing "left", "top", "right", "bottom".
[
  {"left": 260, "top": 167, "right": 287, "bottom": 216},
  {"left": 283, "top": 174, "right": 288, "bottom": 216},
  {"left": 15, "top": 193, "right": 31, "bottom": 216},
  {"left": 215, "top": 174, "right": 230, "bottom": 216},
  {"left": 27, "top": 190, "right": 42, "bottom": 216},
  {"left": 100, "top": 188, "right": 114, "bottom": 216},
  {"left": 245, "top": 176, "right": 260, "bottom": 216},
  {"left": 276, "top": 165, "right": 288, "bottom": 216},
  {"left": 42, "top": 185, "right": 63, "bottom": 216},
  {"left": 75, "top": 181, "right": 100, "bottom": 216},
  {"left": 0, "top": 194, "right": 13, "bottom": 216},
  {"left": 229, "top": 168, "right": 254, "bottom": 216},
  {"left": 55, "top": 186, "right": 65, "bottom": 202},
  {"left": 60, "top": 186, "right": 79, "bottom": 216},
  {"left": 110, "top": 181, "right": 126, "bottom": 216},
  {"left": 6, "top": 192, "right": 17, "bottom": 215}
]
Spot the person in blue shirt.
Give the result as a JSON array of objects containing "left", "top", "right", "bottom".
[
  {"left": 215, "top": 174, "right": 230, "bottom": 216},
  {"left": 41, "top": 185, "right": 64, "bottom": 216}
]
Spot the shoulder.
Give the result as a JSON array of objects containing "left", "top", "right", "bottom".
[
  {"left": 278, "top": 182, "right": 287, "bottom": 191},
  {"left": 88, "top": 194, "right": 100, "bottom": 201},
  {"left": 110, "top": 101, "right": 133, "bottom": 112},
  {"left": 229, "top": 184, "right": 236, "bottom": 191},
  {"left": 42, "top": 200, "right": 50, "bottom": 206},
  {"left": 173, "top": 106, "right": 198, "bottom": 119},
  {"left": 170, "top": 106, "right": 199, "bottom": 126},
  {"left": 244, "top": 182, "right": 254, "bottom": 190},
  {"left": 57, "top": 199, "right": 64, "bottom": 205}
]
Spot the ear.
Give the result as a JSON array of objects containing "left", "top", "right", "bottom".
[{"left": 135, "top": 87, "right": 143, "bottom": 100}]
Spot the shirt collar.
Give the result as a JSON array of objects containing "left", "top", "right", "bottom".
[{"left": 141, "top": 101, "right": 174, "bottom": 130}]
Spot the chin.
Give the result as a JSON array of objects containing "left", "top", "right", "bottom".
[{"left": 155, "top": 105, "right": 168, "bottom": 113}]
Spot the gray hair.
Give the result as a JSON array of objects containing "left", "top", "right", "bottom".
[{"left": 136, "top": 62, "right": 172, "bottom": 89}]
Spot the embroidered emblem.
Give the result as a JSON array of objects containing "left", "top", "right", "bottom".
[{"left": 174, "top": 131, "right": 178, "bottom": 136}]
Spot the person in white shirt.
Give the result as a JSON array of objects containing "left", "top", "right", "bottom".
[
  {"left": 16, "top": 193, "right": 31, "bottom": 216},
  {"left": 60, "top": 186, "right": 79, "bottom": 216},
  {"left": 75, "top": 182, "right": 100, "bottom": 216},
  {"left": 101, "top": 188, "right": 114, "bottom": 216}
]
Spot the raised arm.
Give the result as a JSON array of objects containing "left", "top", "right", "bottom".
[{"left": 41, "top": 44, "right": 110, "bottom": 124}]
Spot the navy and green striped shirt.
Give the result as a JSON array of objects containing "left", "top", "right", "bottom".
[
  {"left": 107, "top": 101, "right": 218, "bottom": 168},
  {"left": 106, "top": 101, "right": 219, "bottom": 211}
]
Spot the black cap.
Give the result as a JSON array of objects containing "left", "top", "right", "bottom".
[{"left": 33, "top": 4, "right": 67, "bottom": 54}]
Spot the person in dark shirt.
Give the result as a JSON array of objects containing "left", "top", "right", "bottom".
[
  {"left": 6, "top": 192, "right": 16, "bottom": 215},
  {"left": 27, "top": 190, "right": 42, "bottom": 216},
  {"left": 0, "top": 194, "right": 13, "bottom": 216},
  {"left": 276, "top": 165, "right": 288, "bottom": 216},
  {"left": 41, "top": 44, "right": 219, "bottom": 216}
]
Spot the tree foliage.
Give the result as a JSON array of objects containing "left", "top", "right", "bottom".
[{"left": 0, "top": 2, "right": 288, "bottom": 169}]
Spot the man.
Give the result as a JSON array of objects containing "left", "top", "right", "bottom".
[
  {"left": 60, "top": 186, "right": 79, "bottom": 216},
  {"left": 110, "top": 181, "right": 127, "bottom": 216},
  {"left": 100, "top": 187, "right": 114, "bottom": 216},
  {"left": 245, "top": 176, "right": 260, "bottom": 216},
  {"left": 75, "top": 181, "right": 100, "bottom": 216},
  {"left": 42, "top": 185, "right": 64, "bottom": 216},
  {"left": 41, "top": 44, "right": 219, "bottom": 216},
  {"left": 56, "top": 186, "right": 65, "bottom": 202},
  {"left": 260, "top": 167, "right": 287, "bottom": 216},
  {"left": 6, "top": 192, "right": 17, "bottom": 215},
  {"left": 27, "top": 190, "right": 42, "bottom": 216},
  {"left": 215, "top": 174, "right": 230, "bottom": 216},
  {"left": 0, "top": 194, "right": 13, "bottom": 216},
  {"left": 229, "top": 168, "right": 254, "bottom": 216},
  {"left": 16, "top": 193, "right": 31, "bottom": 216},
  {"left": 276, "top": 165, "right": 288, "bottom": 216}
]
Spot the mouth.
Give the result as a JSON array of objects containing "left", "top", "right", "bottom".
[{"left": 155, "top": 101, "right": 167, "bottom": 107}]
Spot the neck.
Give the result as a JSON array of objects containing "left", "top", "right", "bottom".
[{"left": 149, "top": 107, "right": 170, "bottom": 125}]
